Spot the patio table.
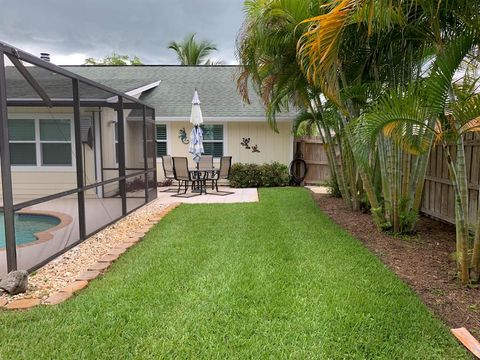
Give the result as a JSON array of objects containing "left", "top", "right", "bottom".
[{"left": 189, "top": 168, "right": 218, "bottom": 195}]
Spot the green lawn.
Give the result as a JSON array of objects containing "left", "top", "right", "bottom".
[{"left": 0, "top": 188, "right": 467, "bottom": 359}]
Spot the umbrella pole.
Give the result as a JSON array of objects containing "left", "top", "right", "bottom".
[{"left": 195, "top": 125, "right": 200, "bottom": 170}]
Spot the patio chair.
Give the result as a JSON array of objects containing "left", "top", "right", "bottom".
[
  {"left": 159, "top": 155, "right": 177, "bottom": 192},
  {"left": 198, "top": 155, "right": 213, "bottom": 170},
  {"left": 210, "top": 156, "right": 234, "bottom": 195},
  {"left": 172, "top": 157, "right": 199, "bottom": 197}
]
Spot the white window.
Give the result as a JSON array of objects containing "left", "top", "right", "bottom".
[
  {"left": 9, "top": 119, "right": 36, "bottom": 165},
  {"left": 9, "top": 117, "right": 73, "bottom": 167},
  {"left": 39, "top": 119, "right": 72, "bottom": 165},
  {"left": 201, "top": 124, "right": 224, "bottom": 157}
]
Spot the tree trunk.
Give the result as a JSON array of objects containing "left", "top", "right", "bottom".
[
  {"left": 445, "top": 142, "right": 470, "bottom": 284},
  {"left": 470, "top": 188, "right": 480, "bottom": 281}
]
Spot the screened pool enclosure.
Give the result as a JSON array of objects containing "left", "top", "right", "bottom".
[{"left": 0, "top": 42, "right": 157, "bottom": 277}]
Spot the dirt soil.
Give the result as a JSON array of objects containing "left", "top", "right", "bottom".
[{"left": 313, "top": 193, "right": 480, "bottom": 337}]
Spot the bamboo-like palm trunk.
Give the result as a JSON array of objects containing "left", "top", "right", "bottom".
[
  {"left": 308, "top": 101, "right": 352, "bottom": 209},
  {"left": 444, "top": 141, "right": 470, "bottom": 284},
  {"left": 377, "top": 136, "right": 392, "bottom": 221},
  {"left": 471, "top": 188, "right": 480, "bottom": 280}
]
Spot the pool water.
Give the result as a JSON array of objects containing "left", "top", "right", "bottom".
[{"left": 0, "top": 213, "right": 61, "bottom": 248}]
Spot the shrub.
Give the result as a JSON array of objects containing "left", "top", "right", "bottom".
[
  {"left": 157, "top": 178, "right": 173, "bottom": 187},
  {"left": 229, "top": 162, "right": 290, "bottom": 188},
  {"left": 324, "top": 177, "right": 342, "bottom": 198}
]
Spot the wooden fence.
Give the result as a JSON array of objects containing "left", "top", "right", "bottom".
[
  {"left": 294, "top": 136, "right": 331, "bottom": 184},
  {"left": 295, "top": 133, "right": 480, "bottom": 225},
  {"left": 421, "top": 133, "right": 480, "bottom": 225}
]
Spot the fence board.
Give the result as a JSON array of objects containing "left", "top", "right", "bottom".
[{"left": 421, "top": 133, "right": 480, "bottom": 225}]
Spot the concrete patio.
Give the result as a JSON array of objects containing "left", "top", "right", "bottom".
[{"left": 157, "top": 187, "right": 258, "bottom": 204}]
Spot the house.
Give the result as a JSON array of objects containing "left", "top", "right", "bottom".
[
  {"left": 5, "top": 65, "right": 297, "bottom": 201},
  {"left": 63, "top": 65, "right": 297, "bottom": 180}
]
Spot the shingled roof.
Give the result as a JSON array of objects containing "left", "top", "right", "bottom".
[{"left": 64, "top": 65, "right": 297, "bottom": 119}]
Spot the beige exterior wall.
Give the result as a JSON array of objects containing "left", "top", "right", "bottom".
[{"left": 157, "top": 120, "right": 293, "bottom": 179}]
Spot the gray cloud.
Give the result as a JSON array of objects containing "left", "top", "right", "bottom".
[{"left": 0, "top": 0, "right": 244, "bottom": 64}]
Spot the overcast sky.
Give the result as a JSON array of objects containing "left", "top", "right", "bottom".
[{"left": 0, "top": 0, "right": 245, "bottom": 65}]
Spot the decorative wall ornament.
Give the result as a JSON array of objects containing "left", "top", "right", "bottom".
[
  {"left": 251, "top": 144, "right": 260, "bottom": 153},
  {"left": 240, "top": 137, "right": 260, "bottom": 153},
  {"left": 178, "top": 128, "right": 189, "bottom": 144},
  {"left": 240, "top": 137, "right": 251, "bottom": 149}
]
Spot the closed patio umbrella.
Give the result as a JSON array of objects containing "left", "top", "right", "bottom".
[{"left": 188, "top": 89, "right": 204, "bottom": 169}]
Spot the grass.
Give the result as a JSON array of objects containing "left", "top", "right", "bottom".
[{"left": 0, "top": 188, "right": 467, "bottom": 359}]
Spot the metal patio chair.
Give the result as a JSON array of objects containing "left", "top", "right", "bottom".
[
  {"left": 159, "top": 155, "right": 178, "bottom": 192},
  {"left": 198, "top": 155, "right": 214, "bottom": 170},
  {"left": 172, "top": 157, "right": 199, "bottom": 197},
  {"left": 210, "top": 156, "right": 234, "bottom": 195}
]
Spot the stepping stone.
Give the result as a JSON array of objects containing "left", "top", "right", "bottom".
[
  {"left": 61, "top": 281, "right": 88, "bottom": 294},
  {"left": 99, "top": 254, "right": 119, "bottom": 263},
  {"left": 108, "top": 248, "right": 126, "bottom": 256},
  {"left": 0, "top": 298, "right": 7, "bottom": 307},
  {"left": 4, "top": 298, "right": 40, "bottom": 310},
  {"left": 129, "top": 231, "right": 145, "bottom": 239},
  {"left": 45, "top": 292, "right": 72, "bottom": 305},
  {"left": 76, "top": 270, "right": 101, "bottom": 282},
  {"left": 88, "top": 262, "right": 110, "bottom": 272},
  {"left": 125, "top": 237, "right": 141, "bottom": 244},
  {"left": 116, "top": 242, "right": 134, "bottom": 250}
]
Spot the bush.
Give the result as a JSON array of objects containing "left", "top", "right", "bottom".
[
  {"left": 229, "top": 162, "right": 290, "bottom": 188},
  {"left": 324, "top": 177, "right": 342, "bottom": 198}
]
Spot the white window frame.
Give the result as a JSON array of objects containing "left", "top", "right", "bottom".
[{"left": 9, "top": 113, "right": 75, "bottom": 172}]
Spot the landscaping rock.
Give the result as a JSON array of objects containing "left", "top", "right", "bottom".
[
  {"left": 0, "top": 270, "right": 28, "bottom": 295},
  {"left": 0, "top": 298, "right": 7, "bottom": 307},
  {"left": 76, "top": 271, "right": 101, "bottom": 281},
  {"left": 108, "top": 248, "right": 127, "bottom": 256},
  {"left": 45, "top": 292, "right": 73, "bottom": 305},
  {"left": 61, "top": 281, "right": 88, "bottom": 294},
  {"left": 99, "top": 254, "right": 119, "bottom": 263},
  {"left": 5, "top": 298, "right": 40, "bottom": 310},
  {"left": 88, "top": 262, "right": 110, "bottom": 272}
]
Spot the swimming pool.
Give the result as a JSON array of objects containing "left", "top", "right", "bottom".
[{"left": 0, "top": 213, "right": 61, "bottom": 248}]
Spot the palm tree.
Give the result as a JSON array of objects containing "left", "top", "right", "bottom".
[
  {"left": 236, "top": 0, "right": 355, "bottom": 208},
  {"left": 357, "top": 28, "right": 480, "bottom": 283},
  {"left": 296, "top": 0, "right": 479, "bottom": 233},
  {"left": 168, "top": 33, "right": 219, "bottom": 65}
]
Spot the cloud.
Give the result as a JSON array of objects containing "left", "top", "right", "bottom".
[{"left": 0, "top": 0, "right": 244, "bottom": 65}]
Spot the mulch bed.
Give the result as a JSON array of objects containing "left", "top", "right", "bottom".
[{"left": 313, "top": 193, "right": 480, "bottom": 337}]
